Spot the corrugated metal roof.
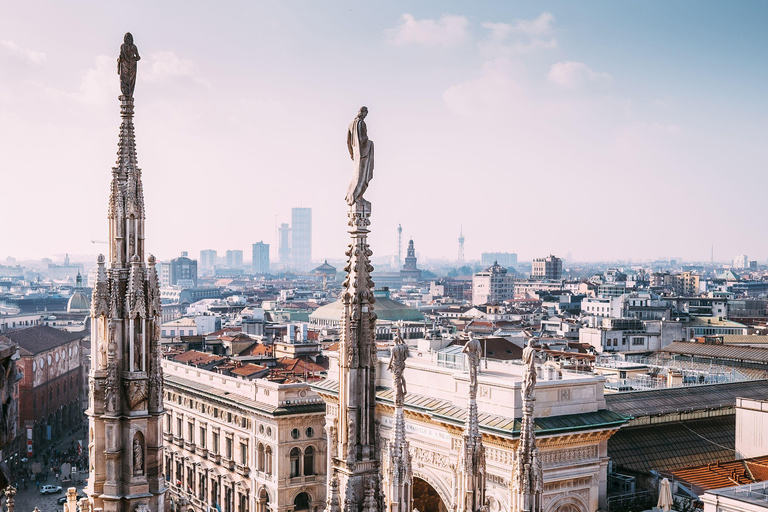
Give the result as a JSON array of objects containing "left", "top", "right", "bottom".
[
  {"left": 605, "top": 379, "right": 768, "bottom": 417},
  {"left": 609, "top": 416, "right": 736, "bottom": 474},
  {"left": 662, "top": 342, "right": 768, "bottom": 363}
]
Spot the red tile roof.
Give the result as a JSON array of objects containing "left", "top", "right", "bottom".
[
  {"left": 672, "top": 455, "right": 768, "bottom": 494},
  {"left": 172, "top": 350, "right": 226, "bottom": 367},
  {"left": 229, "top": 363, "right": 268, "bottom": 377}
]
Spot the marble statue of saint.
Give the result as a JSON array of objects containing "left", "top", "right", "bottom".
[
  {"left": 388, "top": 327, "right": 409, "bottom": 401},
  {"left": 133, "top": 437, "right": 143, "bottom": 474},
  {"left": 117, "top": 32, "right": 140, "bottom": 97},
  {"left": 346, "top": 106, "right": 374, "bottom": 206},
  {"left": 462, "top": 333, "right": 482, "bottom": 393},
  {"left": 134, "top": 332, "right": 142, "bottom": 371},
  {"left": 98, "top": 340, "right": 107, "bottom": 369},
  {"left": 522, "top": 339, "right": 537, "bottom": 400}
]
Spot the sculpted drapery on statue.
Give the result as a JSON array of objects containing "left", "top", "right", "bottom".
[
  {"left": 117, "top": 32, "right": 140, "bottom": 97},
  {"left": 462, "top": 333, "right": 482, "bottom": 396},
  {"left": 522, "top": 339, "right": 537, "bottom": 400},
  {"left": 388, "top": 327, "right": 409, "bottom": 405},
  {"left": 346, "top": 106, "right": 374, "bottom": 206}
]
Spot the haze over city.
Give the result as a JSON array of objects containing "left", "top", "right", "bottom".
[{"left": 2, "top": 1, "right": 768, "bottom": 263}]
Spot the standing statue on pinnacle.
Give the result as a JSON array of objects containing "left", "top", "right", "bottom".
[
  {"left": 522, "top": 339, "right": 537, "bottom": 400},
  {"left": 462, "top": 333, "right": 482, "bottom": 395},
  {"left": 346, "top": 106, "right": 374, "bottom": 206},
  {"left": 388, "top": 327, "right": 409, "bottom": 404},
  {"left": 117, "top": 32, "right": 140, "bottom": 97}
]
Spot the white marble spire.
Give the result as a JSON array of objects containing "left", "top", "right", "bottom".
[
  {"left": 384, "top": 328, "right": 412, "bottom": 512},
  {"left": 511, "top": 340, "right": 543, "bottom": 512},
  {"left": 457, "top": 333, "right": 487, "bottom": 512},
  {"left": 327, "top": 107, "right": 382, "bottom": 512},
  {"left": 85, "top": 33, "right": 165, "bottom": 512}
]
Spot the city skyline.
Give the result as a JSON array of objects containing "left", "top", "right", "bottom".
[{"left": 2, "top": 2, "right": 767, "bottom": 262}]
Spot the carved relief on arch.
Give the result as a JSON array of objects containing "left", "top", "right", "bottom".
[
  {"left": 412, "top": 468, "right": 452, "bottom": 512},
  {"left": 544, "top": 493, "right": 589, "bottom": 512}
]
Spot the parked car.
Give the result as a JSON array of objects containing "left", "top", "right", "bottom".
[
  {"left": 58, "top": 493, "right": 84, "bottom": 504},
  {"left": 40, "top": 485, "right": 62, "bottom": 494}
]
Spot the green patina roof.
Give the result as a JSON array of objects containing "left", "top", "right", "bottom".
[
  {"left": 312, "top": 379, "right": 629, "bottom": 437},
  {"left": 309, "top": 296, "right": 424, "bottom": 323}
]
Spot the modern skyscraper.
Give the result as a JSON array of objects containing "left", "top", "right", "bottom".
[
  {"left": 397, "top": 223, "right": 403, "bottom": 268},
  {"left": 278, "top": 223, "right": 291, "bottom": 265},
  {"left": 252, "top": 241, "right": 270, "bottom": 274},
  {"left": 87, "top": 35, "right": 166, "bottom": 512},
  {"left": 733, "top": 254, "right": 749, "bottom": 269},
  {"left": 291, "top": 207, "right": 312, "bottom": 271},
  {"left": 226, "top": 249, "right": 243, "bottom": 268},
  {"left": 200, "top": 249, "right": 217, "bottom": 270}
]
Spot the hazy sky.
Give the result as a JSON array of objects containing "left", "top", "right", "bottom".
[{"left": 1, "top": 1, "right": 767, "bottom": 265}]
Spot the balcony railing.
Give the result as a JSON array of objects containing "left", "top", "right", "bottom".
[{"left": 236, "top": 463, "right": 250, "bottom": 477}]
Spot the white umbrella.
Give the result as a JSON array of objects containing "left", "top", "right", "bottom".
[{"left": 657, "top": 477, "right": 674, "bottom": 512}]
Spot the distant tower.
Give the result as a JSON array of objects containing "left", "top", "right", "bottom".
[
  {"left": 711, "top": 243, "right": 714, "bottom": 265},
  {"left": 458, "top": 226, "right": 465, "bottom": 266},
  {"left": 397, "top": 224, "right": 403, "bottom": 269}
]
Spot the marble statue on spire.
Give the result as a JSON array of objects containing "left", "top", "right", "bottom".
[
  {"left": 346, "top": 106, "right": 374, "bottom": 206},
  {"left": 86, "top": 33, "right": 165, "bottom": 512},
  {"left": 326, "top": 106, "right": 382, "bottom": 512},
  {"left": 457, "top": 332, "right": 486, "bottom": 512},
  {"left": 117, "top": 32, "right": 140, "bottom": 97},
  {"left": 462, "top": 332, "right": 482, "bottom": 393},
  {"left": 388, "top": 327, "right": 409, "bottom": 404},
  {"left": 522, "top": 339, "right": 537, "bottom": 400},
  {"left": 384, "top": 326, "right": 413, "bottom": 512},
  {"left": 512, "top": 339, "right": 543, "bottom": 512}
]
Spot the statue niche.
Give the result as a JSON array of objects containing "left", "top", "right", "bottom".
[{"left": 133, "top": 431, "right": 144, "bottom": 476}]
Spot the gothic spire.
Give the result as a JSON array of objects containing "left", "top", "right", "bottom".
[
  {"left": 384, "top": 327, "right": 412, "bottom": 512},
  {"left": 86, "top": 33, "right": 165, "bottom": 512},
  {"left": 328, "top": 108, "right": 382, "bottom": 512},
  {"left": 511, "top": 339, "right": 543, "bottom": 512},
  {"left": 458, "top": 333, "right": 486, "bottom": 512}
]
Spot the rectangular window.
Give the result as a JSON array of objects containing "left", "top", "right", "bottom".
[
  {"left": 240, "top": 442, "right": 247, "bottom": 465},
  {"left": 212, "top": 432, "right": 219, "bottom": 454},
  {"left": 177, "top": 418, "right": 182, "bottom": 437},
  {"left": 188, "top": 422, "right": 194, "bottom": 442},
  {"left": 226, "top": 437, "right": 233, "bottom": 459},
  {"left": 200, "top": 427, "right": 206, "bottom": 448}
]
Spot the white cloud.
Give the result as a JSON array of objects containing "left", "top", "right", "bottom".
[
  {"left": 443, "top": 58, "right": 529, "bottom": 116},
  {"left": 548, "top": 61, "right": 612, "bottom": 89},
  {"left": 143, "top": 51, "right": 211, "bottom": 88},
  {"left": 481, "top": 13, "right": 557, "bottom": 55},
  {"left": 385, "top": 14, "right": 469, "bottom": 47},
  {"left": 0, "top": 39, "right": 46, "bottom": 64}
]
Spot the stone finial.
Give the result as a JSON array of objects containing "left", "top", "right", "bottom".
[{"left": 4, "top": 485, "right": 15, "bottom": 512}]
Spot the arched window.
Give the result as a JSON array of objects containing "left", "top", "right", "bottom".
[
  {"left": 257, "top": 443, "right": 265, "bottom": 472},
  {"left": 303, "top": 446, "right": 314, "bottom": 476},
  {"left": 265, "top": 446, "right": 273, "bottom": 475},
  {"left": 290, "top": 447, "right": 300, "bottom": 477}
]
